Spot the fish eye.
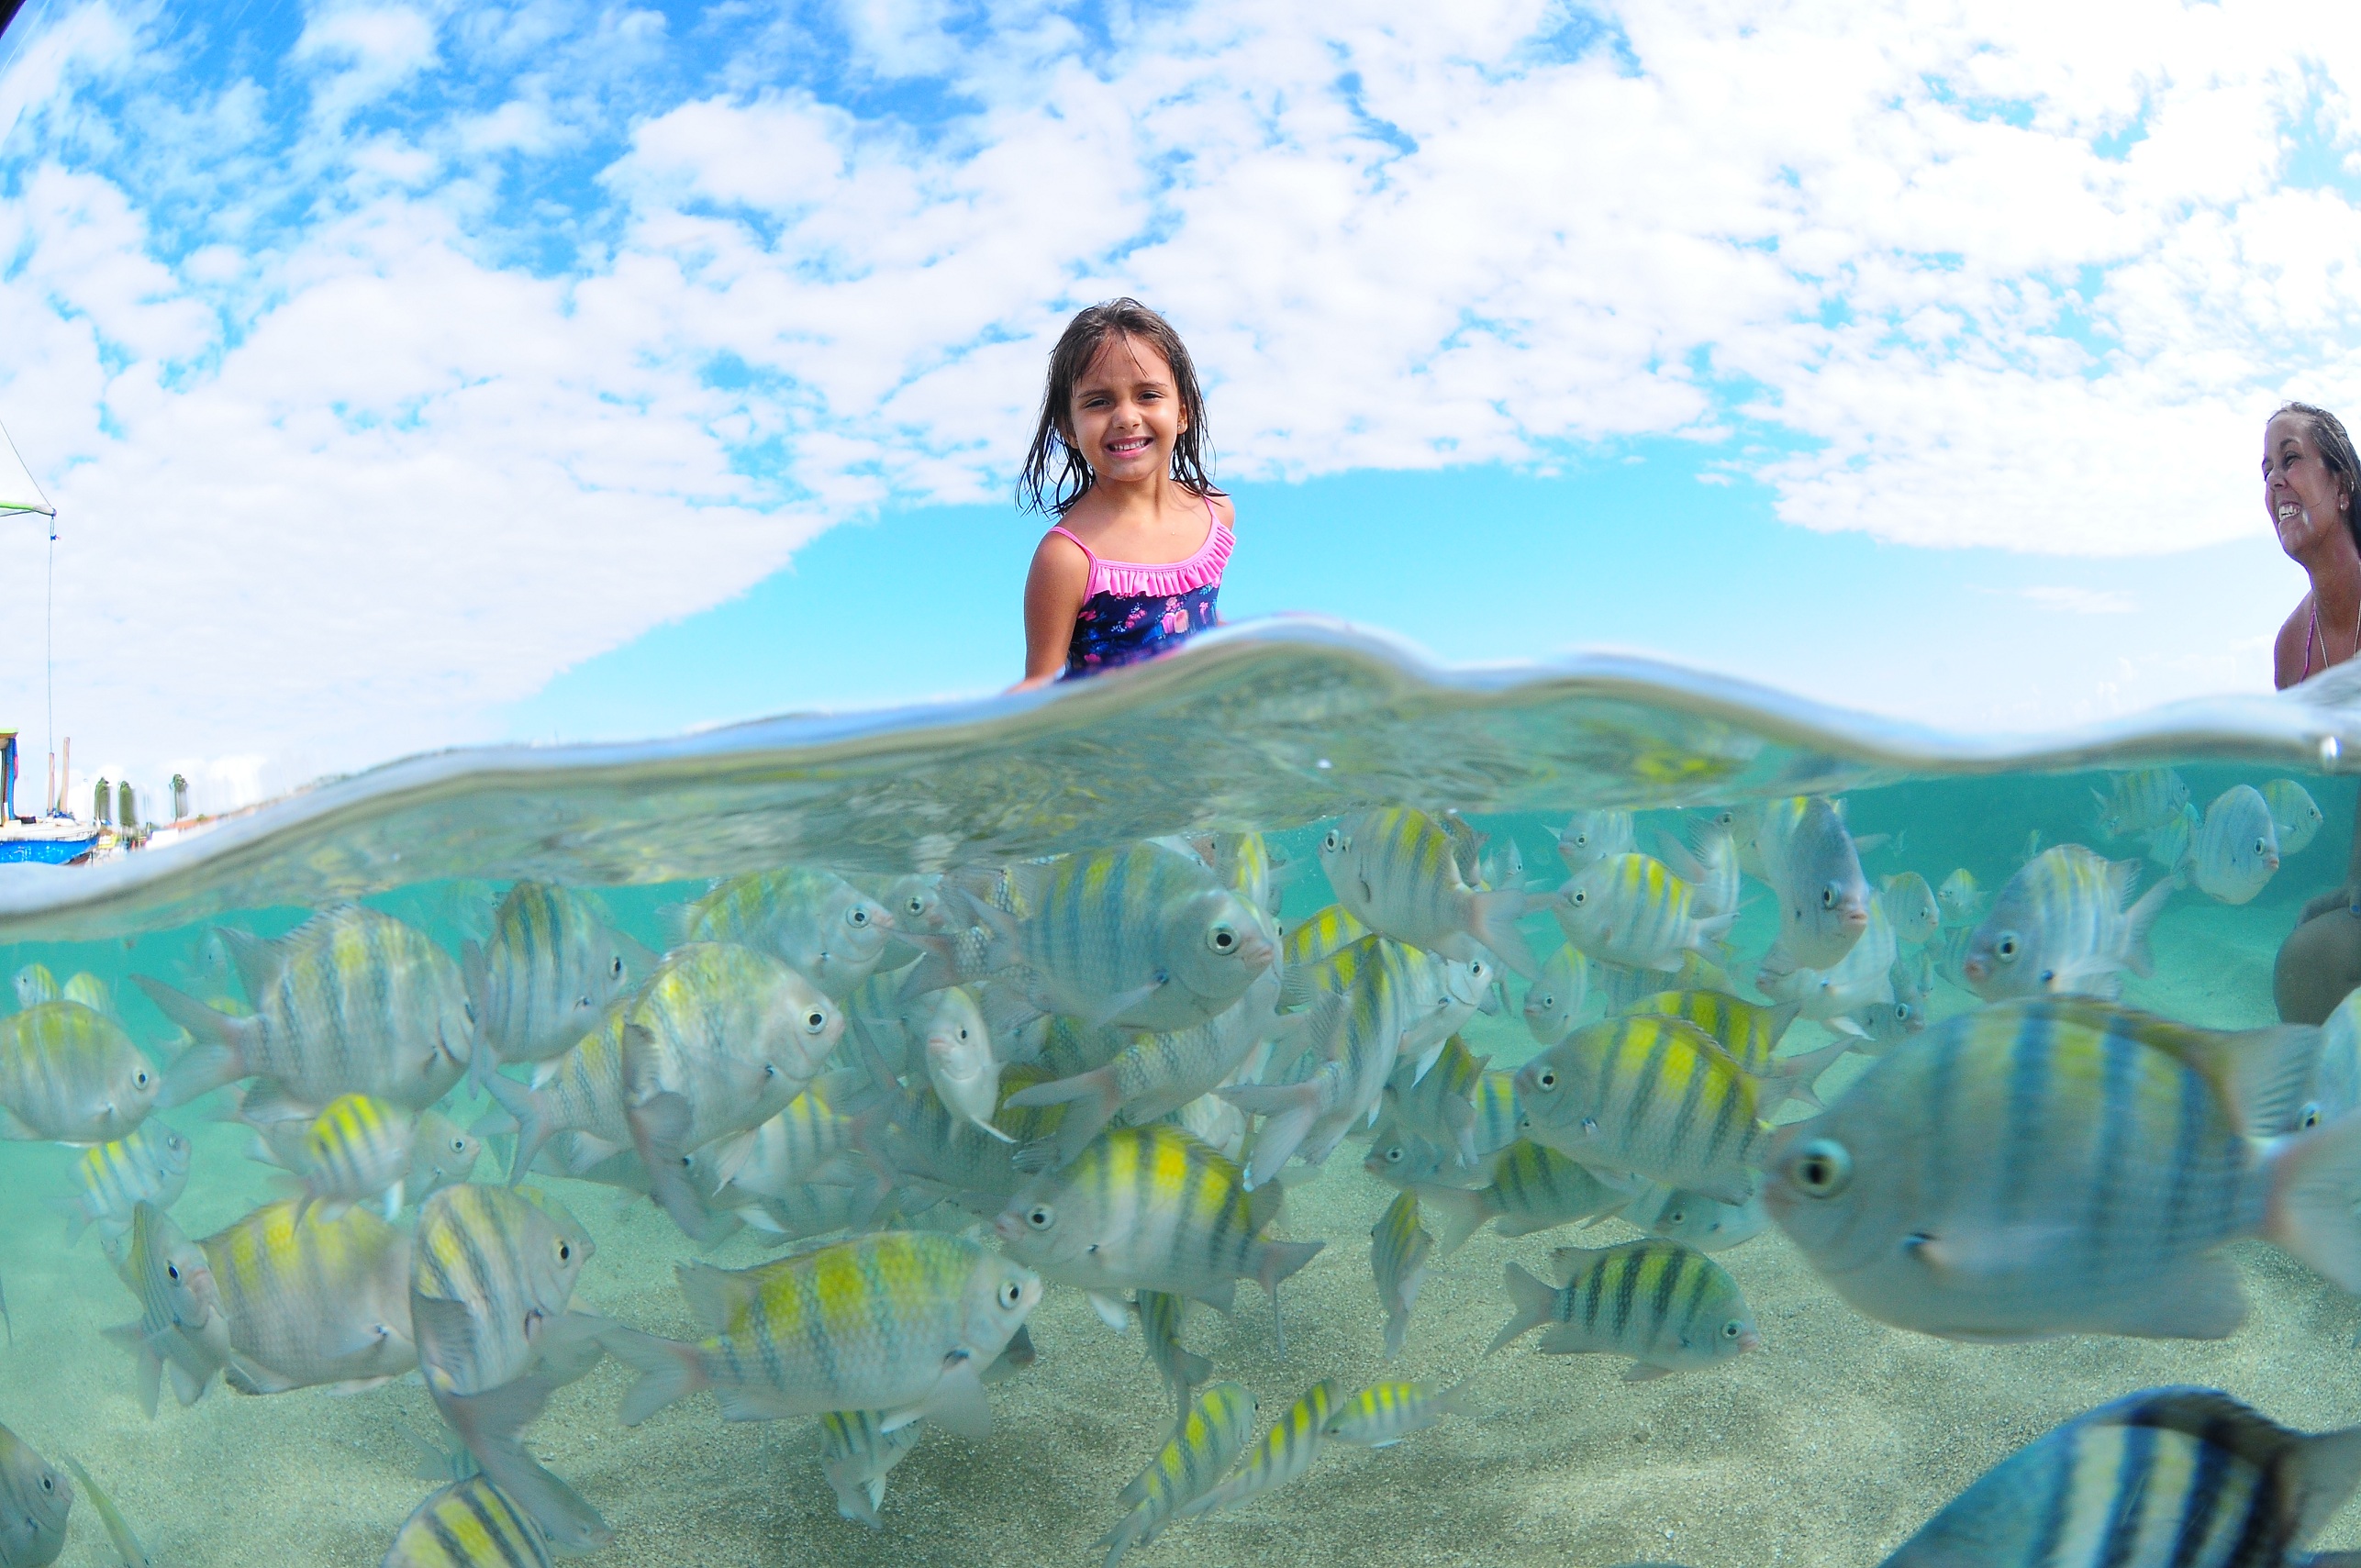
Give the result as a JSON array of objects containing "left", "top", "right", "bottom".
[
  {"left": 1534, "top": 992, "right": 1554, "bottom": 1009},
  {"left": 1533, "top": 1068, "right": 1558, "bottom": 1091},
  {"left": 1569, "top": 889, "right": 1587, "bottom": 906},
  {"left": 999, "top": 1280, "right": 1024, "bottom": 1308},
  {"left": 804, "top": 1009, "right": 830, "bottom": 1033},
  {"left": 2300, "top": 1101, "right": 2324, "bottom": 1130},
  {"left": 907, "top": 896, "right": 926, "bottom": 916},
  {"left": 39, "top": 1473, "right": 52, "bottom": 1491},
  {"left": 1026, "top": 1205, "right": 1054, "bottom": 1230},
  {"left": 1788, "top": 1138, "right": 1853, "bottom": 1197},
  {"left": 135, "top": 1069, "right": 150, "bottom": 1087},
  {"left": 957, "top": 1027, "right": 971, "bottom": 1042},
  {"left": 166, "top": 1262, "right": 181, "bottom": 1281},
  {"left": 850, "top": 907, "right": 870, "bottom": 927},
  {"left": 1322, "top": 829, "right": 1342, "bottom": 852},
  {"left": 557, "top": 1241, "right": 572, "bottom": 1262},
  {"left": 1721, "top": 1319, "right": 1743, "bottom": 1339},
  {"left": 1384, "top": 1144, "right": 1404, "bottom": 1163},
  {"left": 610, "top": 955, "right": 625, "bottom": 978},
  {"left": 1666, "top": 1207, "right": 1688, "bottom": 1224},
  {"left": 1895, "top": 1003, "right": 1912, "bottom": 1021},
  {"left": 1820, "top": 887, "right": 1836, "bottom": 909},
  {"left": 451, "top": 1138, "right": 469, "bottom": 1153},
  {"left": 1995, "top": 934, "right": 2019, "bottom": 960},
  {"left": 1208, "top": 924, "right": 1238, "bottom": 953},
  {"left": 2255, "top": 838, "right": 2269, "bottom": 855}
]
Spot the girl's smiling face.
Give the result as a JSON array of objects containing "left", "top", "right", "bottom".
[
  {"left": 1065, "top": 333, "right": 1186, "bottom": 484},
  {"left": 2266, "top": 410, "right": 2352, "bottom": 560}
]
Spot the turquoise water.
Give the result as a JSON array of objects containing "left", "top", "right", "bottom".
[{"left": 6, "top": 623, "right": 2361, "bottom": 1565}]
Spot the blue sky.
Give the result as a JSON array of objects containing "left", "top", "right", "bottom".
[{"left": 1, "top": 0, "right": 2356, "bottom": 811}]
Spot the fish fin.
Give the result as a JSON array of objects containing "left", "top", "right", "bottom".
[
  {"left": 1006, "top": 1066, "right": 1123, "bottom": 1169},
  {"left": 705, "top": 1129, "right": 760, "bottom": 1193},
  {"left": 1414, "top": 1184, "right": 1489, "bottom": 1255},
  {"left": 1187, "top": 1278, "right": 1239, "bottom": 1315},
  {"left": 2268, "top": 1107, "right": 2361, "bottom": 1295},
  {"left": 1467, "top": 889, "right": 1537, "bottom": 978},
  {"left": 1824, "top": 1015, "right": 1869, "bottom": 1040},
  {"left": 1255, "top": 1238, "right": 1323, "bottom": 1297},
  {"left": 479, "top": 1072, "right": 555, "bottom": 1185},
  {"left": 132, "top": 977, "right": 251, "bottom": 1106},
  {"left": 460, "top": 937, "right": 486, "bottom": 1021},
  {"left": 47, "top": 1195, "right": 91, "bottom": 1248},
  {"left": 1009, "top": 1138, "right": 1063, "bottom": 1176},
  {"left": 2121, "top": 874, "right": 2177, "bottom": 978},
  {"left": 597, "top": 1321, "right": 710, "bottom": 1425},
  {"left": 1083, "top": 981, "right": 1167, "bottom": 1031},
  {"left": 1620, "top": 1362, "right": 1675, "bottom": 1383},
  {"left": 2145, "top": 1021, "right": 2327, "bottom": 1138},
  {"left": 1761, "top": 1000, "right": 1803, "bottom": 1047},
  {"left": 1766, "top": 1037, "right": 1854, "bottom": 1099},
  {"left": 1220, "top": 1077, "right": 1326, "bottom": 1190},
  {"left": 1486, "top": 1262, "right": 1557, "bottom": 1355},
  {"left": 216, "top": 924, "right": 287, "bottom": 1000},
  {"left": 436, "top": 1377, "right": 613, "bottom": 1552},
  {"left": 919, "top": 1356, "right": 995, "bottom": 1440},
  {"left": 674, "top": 1259, "right": 761, "bottom": 1335},
  {"left": 1087, "top": 1291, "right": 1133, "bottom": 1331},
  {"left": 628, "top": 1091, "right": 709, "bottom": 1238}
]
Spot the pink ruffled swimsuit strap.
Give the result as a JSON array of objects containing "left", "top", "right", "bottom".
[{"left": 1048, "top": 498, "right": 1232, "bottom": 599}]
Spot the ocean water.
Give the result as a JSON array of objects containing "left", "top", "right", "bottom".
[{"left": 6, "top": 622, "right": 2361, "bottom": 1566}]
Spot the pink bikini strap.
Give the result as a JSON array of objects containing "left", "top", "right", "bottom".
[{"left": 1046, "top": 523, "right": 1097, "bottom": 564}]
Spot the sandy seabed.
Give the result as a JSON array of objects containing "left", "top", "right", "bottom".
[{"left": 4, "top": 887, "right": 2359, "bottom": 1568}]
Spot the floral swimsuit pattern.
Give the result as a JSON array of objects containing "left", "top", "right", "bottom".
[{"left": 1050, "top": 500, "right": 1232, "bottom": 679}]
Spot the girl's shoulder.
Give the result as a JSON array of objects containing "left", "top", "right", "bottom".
[{"left": 1200, "top": 488, "right": 1236, "bottom": 529}]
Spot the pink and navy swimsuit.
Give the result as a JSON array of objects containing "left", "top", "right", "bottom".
[{"left": 1049, "top": 499, "right": 1232, "bottom": 679}]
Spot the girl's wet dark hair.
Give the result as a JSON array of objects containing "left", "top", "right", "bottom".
[
  {"left": 2274, "top": 401, "right": 2361, "bottom": 548},
  {"left": 1018, "top": 299, "right": 1217, "bottom": 516}
]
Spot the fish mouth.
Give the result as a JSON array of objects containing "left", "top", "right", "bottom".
[
  {"left": 1961, "top": 957, "right": 1988, "bottom": 982},
  {"left": 991, "top": 1211, "right": 1023, "bottom": 1243}
]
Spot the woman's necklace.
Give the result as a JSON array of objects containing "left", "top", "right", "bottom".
[{"left": 2308, "top": 585, "right": 2361, "bottom": 679}]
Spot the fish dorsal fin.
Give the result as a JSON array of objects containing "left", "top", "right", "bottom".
[
  {"left": 2028, "top": 1000, "right": 2321, "bottom": 1137},
  {"left": 1244, "top": 1182, "right": 1285, "bottom": 1237},
  {"left": 2096, "top": 1386, "right": 2310, "bottom": 1482},
  {"left": 674, "top": 1260, "right": 762, "bottom": 1335},
  {"left": 2104, "top": 854, "right": 2144, "bottom": 906},
  {"left": 217, "top": 926, "right": 289, "bottom": 1000}
]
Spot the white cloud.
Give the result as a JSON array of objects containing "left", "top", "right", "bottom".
[
  {"left": 2021, "top": 585, "right": 2136, "bottom": 615},
  {"left": 4, "top": 0, "right": 2361, "bottom": 800}
]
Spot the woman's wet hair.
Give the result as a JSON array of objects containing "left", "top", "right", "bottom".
[
  {"left": 1018, "top": 298, "right": 1218, "bottom": 516},
  {"left": 2275, "top": 401, "right": 2361, "bottom": 546}
]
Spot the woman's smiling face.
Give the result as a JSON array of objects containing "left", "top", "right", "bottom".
[
  {"left": 2266, "top": 410, "right": 2352, "bottom": 560},
  {"left": 1065, "top": 333, "right": 1186, "bottom": 484}
]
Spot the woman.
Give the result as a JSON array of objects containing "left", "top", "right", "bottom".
[
  {"left": 2268, "top": 403, "right": 2361, "bottom": 1021},
  {"left": 2269, "top": 401, "right": 2361, "bottom": 690}
]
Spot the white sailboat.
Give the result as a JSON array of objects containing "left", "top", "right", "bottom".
[{"left": 0, "top": 419, "right": 97, "bottom": 864}]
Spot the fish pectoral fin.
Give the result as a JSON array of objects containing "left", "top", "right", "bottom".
[
  {"left": 705, "top": 1129, "right": 760, "bottom": 1193},
  {"left": 1084, "top": 981, "right": 1168, "bottom": 1029},
  {"left": 1620, "top": 1362, "right": 1676, "bottom": 1384},
  {"left": 919, "top": 1356, "right": 996, "bottom": 1440},
  {"left": 1086, "top": 1291, "right": 1133, "bottom": 1331},
  {"left": 1903, "top": 1222, "right": 2078, "bottom": 1281}
]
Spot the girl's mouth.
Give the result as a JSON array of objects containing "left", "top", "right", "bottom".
[{"left": 1105, "top": 436, "right": 1151, "bottom": 457}]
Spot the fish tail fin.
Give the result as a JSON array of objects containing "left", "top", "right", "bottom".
[
  {"left": 134, "top": 976, "right": 250, "bottom": 1106},
  {"left": 2122, "top": 874, "right": 2177, "bottom": 978},
  {"left": 2268, "top": 1108, "right": 2361, "bottom": 1294},
  {"left": 1415, "top": 1184, "right": 1489, "bottom": 1255},
  {"left": 600, "top": 1323, "right": 710, "bottom": 1425},
  {"left": 1765, "top": 1039, "right": 1854, "bottom": 1111},
  {"left": 1695, "top": 909, "right": 1738, "bottom": 952},
  {"left": 1467, "top": 890, "right": 1537, "bottom": 978},
  {"left": 435, "top": 1373, "right": 612, "bottom": 1552},
  {"left": 1486, "top": 1262, "right": 1556, "bottom": 1356},
  {"left": 479, "top": 1072, "right": 553, "bottom": 1185},
  {"left": 1381, "top": 1308, "right": 1409, "bottom": 1359},
  {"left": 1220, "top": 1079, "right": 1324, "bottom": 1190},
  {"left": 45, "top": 1195, "right": 89, "bottom": 1247},
  {"left": 1002, "top": 1065, "right": 1121, "bottom": 1169}
]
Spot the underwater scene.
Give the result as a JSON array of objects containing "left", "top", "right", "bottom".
[{"left": 10, "top": 628, "right": 2361, "bottom": 1567}]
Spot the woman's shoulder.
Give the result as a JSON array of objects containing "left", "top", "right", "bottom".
[{"left": 2276, "top": 592, "right": 2316, "bottom": 688}]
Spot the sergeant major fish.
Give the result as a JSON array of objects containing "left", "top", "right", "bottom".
[
  {"left": 1515, "top": 1015, "right": 1769, "bottom": 1204},
  {"left": 0, "top": 1001, "right": 157, "bottom": 1145},
  {"left": 1487, "top": 1239, "right": 1760, "bottom": 1381},
  {"left": 53, "top": 1119, "right": 191, "bottom": 1243},
  {"left": 2181, "top": 783, "right": 2281, "bottom": 906},
  {"left": 1554, "top": 809, "right": 1636, "bottom": 876},
  {"left": 2091, "top": 766, "right": 2191, "bottom": 840},
  {"left": 1370, "top": 1189, "right": 1433, "bottom": 1358},
  {"left": 462, "top": 882, "right": 649, "bottom": 1071},
  {"left": 1754, "top": 796, "right": 1872, "bottom": 970},
  {"left": 1319, "top": 809, "right": 1537, "bottom": 977},
  {"left": 675, "top": 867, "right": 896, "bottom": 999},
  {"left": 1963, "top": 844, "right": 2173, "bottom": 1001},
  {"left": 1321, "top": 1378, "right": 1478, "bottom": 1447},
  {"left": 1521, "top": 942, "right": 1589, "bottom": 1046},
  {"left": 2265, "top": 777, "right": 2327, "bottom": 855},
  {"left": 1098, "top": 1382, "right": 1255, "bottom": 1568},
  {"left": 1175, "top": 1379, "right": 1344, "bottom": 1520},
  {"left": 1554, "top": 853, "right": 1735, "bottom": 975},
  {"left": 817, "top": 1410, "right": 925, "bottom": 1529},
  {"left": 0, "top": 1422, "right": 70, "bottom": 1568},
  {"left": 381, "top": 1474, "right": 552, "bottom": 1568}
]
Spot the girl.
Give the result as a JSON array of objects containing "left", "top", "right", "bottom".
[
  {"left": 2268, "top": 400, "right": 2361, "bottom": 689},
  {"left": 1015, "top": 299, "right": 1233, "bottom": 685}
]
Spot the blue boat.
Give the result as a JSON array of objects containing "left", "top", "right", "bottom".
[{"left": 0, "top": 731, "right": 98, "bottom": 864}]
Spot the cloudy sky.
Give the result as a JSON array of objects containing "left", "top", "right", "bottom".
[{"left": 1, "top": 0, "right": 2355, "bottom": 813}]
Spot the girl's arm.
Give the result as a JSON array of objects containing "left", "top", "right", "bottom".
[{"left": 1016, "top": 530, "right": 1091, "bottom": 689}]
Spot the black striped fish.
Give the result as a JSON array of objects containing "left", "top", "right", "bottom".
[
  {"left": 1134, "top": 1289, "right": 1210, "bottom": 1420},
  {"left": 1369, "top": 1190, "right": 1433, "bottom": 1358},
  {"left": 1417, "top": 1139, "right": 1632, "bottom": 1253},
  {"left": 1175, "top": 1379, "right": 1343, "bottom": 1519},
  {"left": 380, "top": 1476, "right": 552, "bottom": 1568},
  {"left": 0, "top": 1420, "right": 70, "bottom": 1568},
  {"left": 54, "top": 1119, "right": 191, "bottom": 1243},
  {"left": 0, "top": 1001, "right": 157, "bottom": 1145},
  {"left": 1099, "top": 1381, "right": 1255, "bottom": 1567},
  {"left": 462, "top": 881, "right": 648, "bottom": 1072},
  {"left": 1765, "top": 997, "right": 2361, "bottom": 1342},
  {"left": 818, "top": 1410, "right": 924, "bottom": 1529},
  {"left": 202, "top": 1198, "right": 416, "bottom": 1396},
  {"left": 1881, "top": 1386, "right": 2361, "bottom": 1568},
  {"left": 1515, "top": 1015, "right": 1769, "bottom": 1204},
  {"left": 1321, "top": 1377, "right": 1477, "bottom": 1447},
  {"left": 102, "top": 1201, "right": 230, "bottom": 1416},
  {"left": 1317, "top": 809, "right": 1537, "bottom": 977},
  {"left": 1487, "top": 1239, "right": 1759, "bottom": 1381}
]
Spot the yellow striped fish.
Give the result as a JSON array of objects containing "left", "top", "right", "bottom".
[
  {"left": 1554, "top": 808, "right": 1635, "bottom": 874},
  {"left": 2264, "top": 777, "right": 2325, "bottom": 854},
  {"left": 1134, "top": 1289, "right": 1210, "bottom": 1420},
  {"left": 1522, "top": 941, "right": 1589, "bottom": 1045},
  {"left": 603, "top": 1231, "right": 1039, "bottom": 1434},
  {"left": 1554, "top": 852, "right": 1733, "bottom": 973},
  {"left": 1417, "top": 1139, "right": 1632, "bottom": 1252},
  {"left": 1597, "top": 949, "right": 1735, "bottom": 1014},
  {"left": 1317, "top": 809, "right": 1537, "bottom": 976},
  {"left": 1962, "top": 845, "right": 2174, "bottom": 1002},
  {"left": 1175, "top": 1378, "right": 1344, "bottom": 1519},
  {"left": 138, "top": 906, "right": 472, "bottom": 1112},
  {"left": 996, "top": 1124, "right": 1322, "bottom": 1326},
  {"left": 381, "top": 1476, "right": 552, "bottom": 1568},
  {"left": 1279, "top": 903, "right": 1372, "bottom": 984},
  {"left": 10, "top": 963, "right": 58, "bottom": 1009},
  {"left": 818, "top": 1410, "right": 925, "bottom": 1528},
  {"left": 0, "top": 1000, "right": 157, "bottom": 1145},
  {"left": 967, "top": 844, "right": 1274, "bottom": 1032},
  {"left": 1487, "top": 1239, "right": 1759, "bottom": 1380},
  {"left": 295, "top": 1093, "right": 415, "bottom": 1220},
  {"left": 462, "top": 881, "right": 647, "bottom": 1070},
  {"left": 107, "top": 1201, "right": 229, "bottom": 1417},
  {"left": 56, "top": 1118, "right": 191, "bottom": 1243},
  {"left": 1321, "top": 1378, "right": 1477, "bottom": 1447},
  {"left": 1514, "top": 1014, "right": 1768, "bottom": 1203},
  {"left": 1877, "top": 871, "right": 1941, "bottom": 946},
  {"left": 676, "top": 866, "right": 897, "bottom": 998},
  {"left": 1369, "top": 1189, "right": 1432, "bottom": 1358},
  {"left": 204, "top": 1197, "right": 415, "bottom": 1395},
  {"left": 1883, "top": 1387, "right": 2361, "bottom": 1567},
  {"left": 1622, "top": 988, "right": 1848, "bottom": 1110},
  {"left": 61, "top": 973, "right": 114, "bottom": 1016},
  {"left": 1381, "top": 1033, "right": 1486, "bottom": 1163},
  {"left": 1098, "top": 1381, "right": 1255, "bottom": 1567}
]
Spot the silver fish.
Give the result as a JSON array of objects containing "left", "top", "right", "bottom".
[
  {"left": 818, "top": 1410, "right": 925, "bottom": 1529},
  {"left": 676, "top": 866, "right": 897, "bottom": 998},
  {"left": 1320, "top": 809, "right": 1536, "bottom": 976},
  {"left": 1555, "top": 809, "right": 1636, "bottom": 875},
  {"left": 1369, "top": 1189, "right": 1433, "bottom": 1358},
  {"left": 1877, "top": 872, "right": 1940, "bottom": 947},
  {"left": 462, "top": 882, "right": 649, "bottom": 1069},
  {"left": 0, "top": 1001, "right": 158, "bottom": 1145},
  {"left": 1764, "top": 997, "right": 2361, "bottom": 1341},
  {"left": 2264, "top": 777, "right": 2326, "bottom": 855},
  {"left": 1522, "top": 941, "right": 1589, "bottom": 1045},
  {"left": 2182, "top": 784, "right": 2281, "bottom": 905},
  {"left": 103, "top": 1201, "right": 230, "bottom": 1416},
  {"left": 54, "top": 1119, "right": 192, "bottom": 1243},
  {"left": 1487, "top": 1239, "right": 1760, "bottom": 1380},
  {"left": 1099, "top": 1382, "right": 1255, "bottom": 1567},
  {"left": 2090, "top": 766, "right": 2191, "bottom": 840},
  {"left": 1963, "top": 845, "right": 2173, "bottom": 1001},
  {"left": 0, "top": 1422, "right": 71, "bottom": 1568},
  {"left": 1754, "top": 796, "right": 1871, "bottom": 970},
  {"left": 203, "top": 1199, "right": 416, "bottom": 1396}
]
